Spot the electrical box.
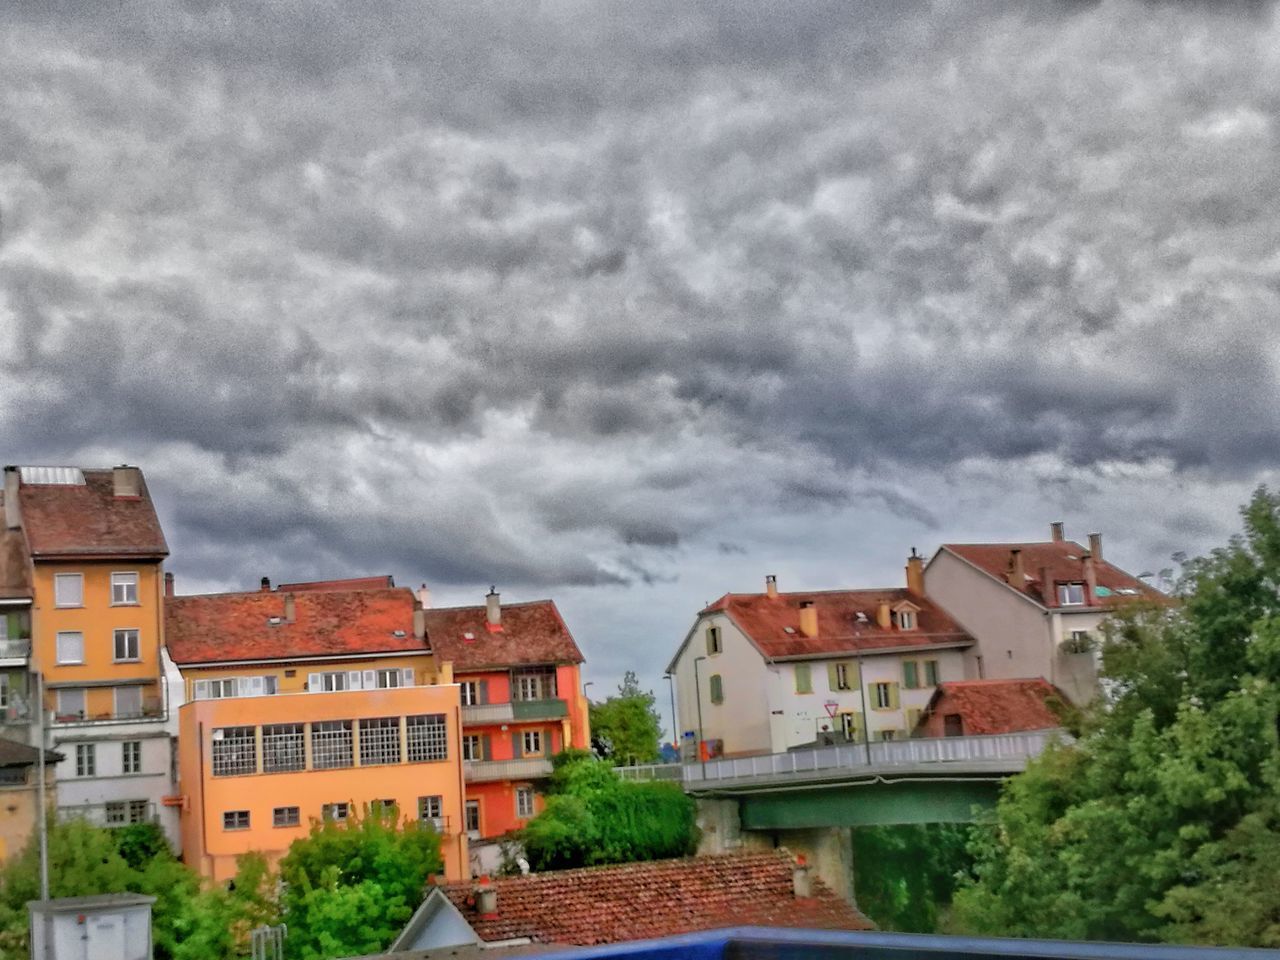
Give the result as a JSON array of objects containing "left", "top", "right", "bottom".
[{"left": 28, "top": 893, "right": 155, "bottom": 960}]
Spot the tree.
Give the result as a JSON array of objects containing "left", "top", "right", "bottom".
[
  {"left": 519, "top": 750, "right": 698, "bottom": 871},
  {"left": 953, "top": 488, "right": 1280, "bottom": 946},
  {"left": 278, "top": 803, "right": 442, "bottom": 960},
  {"left": 589, "top": 671, "right": 662, "bottom": 765}
]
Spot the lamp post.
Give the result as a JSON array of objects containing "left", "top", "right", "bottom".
[
  {"left": 582, "top": 681, "right": 594, "bottom": 701},
  {"left": 692, "top": 656, "right": 707, "bottom": 776},
  {"left": 35, "top": 670, "right": 48, "bottom": 901},
  {"left": 662, "top": 672, "right": 678, "bottom": 752},
  {"left": 855, "top": 649, "right": 872, "bottom": 766}
]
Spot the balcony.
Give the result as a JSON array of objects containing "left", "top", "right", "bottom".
[
  {"left": 54, "top": 700, "right": 165, "bottom": 727},
  {"left": 461, "top": 703, "right": 514, "bottom": 726},
  {"left": 464, "top": 758, "right": 553, "bottom": 782},
  {"left": 461, "top": 698, "right": 568, "bottom": 726},
  {"left": 0, "top": 639, "right": 31, "bottom": 665},
  {"left": 512, "top": 698, "right": 568, "bottom": 722}
]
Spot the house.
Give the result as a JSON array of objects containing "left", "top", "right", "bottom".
[
  {"left": 0, "top": 495, "right": 34, "bottom": 741},
  {"left": 914, "top": 678, "right": 1065, "bottom": 738},
  {"left": 667, "top": 555, "right": 974, "bottom": 758},
  {"left": 923, "top": 523, "right": 1165, "bottom": 704},
  {"left": 387, "top": 850, "right": 870, "bottom": 952},
  {"left": 0, "top": 737, "right": 61, "bottom": 861},
  {"left": 2, "top": 465, "right": 182, "bottom": 849},
  {"left": 424, "top": 591, "right": 589, "bottom": 865},
  {"left": 165, "top": 577, "right": 469, "bottom": 883}
]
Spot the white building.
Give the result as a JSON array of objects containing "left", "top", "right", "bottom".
[{"left": 666, "top": 554, "right": 975, "bottom": 758}]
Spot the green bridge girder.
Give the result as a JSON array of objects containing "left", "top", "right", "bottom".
[{"left": 736, "top": 778, "right": 1003, "bottom": 830}]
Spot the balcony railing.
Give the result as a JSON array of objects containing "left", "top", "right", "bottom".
[
  {"left": 53, "top": 701, "right": 165, "bottom": 726},
  {"left": 461, "top": 703, "right": 514, "bottom": 725},
  {"left": 464, "top": 758, "right": 553, "bottom": 782},
  {"left": 58, "top": 800, "right": 159, "bottom": 827},
  {"left": 512, "top": 698, "right": 568, "bottom": 721},
  {"left": 0, "top": 639, "right": 31, "bottom": 662},
  {"left": 461, "top": 698, "right": 568, "bottom": 726}
]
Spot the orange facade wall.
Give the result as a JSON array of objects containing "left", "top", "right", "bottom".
[
  {"left": 178, "top": 685, "right": 468, "bottom": 883},
  {"left": 181, "top": 652, "right": 443, "bottom": 700}
]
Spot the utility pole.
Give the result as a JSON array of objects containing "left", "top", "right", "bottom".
[
  {"left": 692, "top": 657, "right": 707, "bottom": 777},
  {"left": 36, "top": 670, "right": 49, "bottom": 900}
]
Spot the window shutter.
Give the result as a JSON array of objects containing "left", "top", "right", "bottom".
[
  {"left": 888, "top": 682, "right": 900, "bottom": 710},
  {"left": 512, "top": 732, "right": 522, "bottom": 758},
  {"left": 795, "top": 663, "right": 811, "bottom": 694},
  {"left": 903, "top": 661, "right": 918, "bottom": 689},
  {"left": 479, "top": 680, "right": 489, "bottom": 705},
  {"left": 481, "top": 734, "right": 491, "bottom": 761},
  {"left": 307, "top": 673, "right": 320, "bottom": 691},
  {"left": 347, "top": 670, "right": 362, "bottom": 690},
  {"left": 401, "top": 668, "right": 415, "bottom": 686},
  {"left": 925, "top": 660, "right": 939, "bottom": 686},
  {"left": 363, "top": 670, "right": 377, "bottom": 689},
  {"left": 906, "top": 708, "right": 921, "bottom": 732},
  {"left": 827, "top": 663, "right": 840, "bottom": 692},
  {"left": 194, "top": 680, "right": 209, "bottom": 700},
  {"left": 543, "top": 730, "right": 552, "bottom": 757},
  {"left": 705, "top": 628, "right": 713, "bottom": 655}
]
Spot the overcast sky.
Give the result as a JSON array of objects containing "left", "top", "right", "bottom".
[{"left": 2, "top": 0, "right": 1278, "bottom": 735}]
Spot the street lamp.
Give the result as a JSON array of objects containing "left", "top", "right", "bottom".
[
  {"left": 692, "top": 656, "right": 707, "bottom": 775},
  {"left": 662, "top": 672, "right": 678, "bottom": 752}
]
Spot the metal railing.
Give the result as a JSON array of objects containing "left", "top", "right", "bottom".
[
  {"left": 461, "top": 703, "right": 515, "bottom": 725},
  {"left": 0, "top": 639, "right": 31, "bottom": 661},
  {"left": 53, "top": 702, "right": 165, "bottom": 726},
  {"left": 57, "top": 800, "right": 159, "bottom": 827},
  {"left": 464, "top": 758, "right": 553, "bottom": 782},
  {"left": 615, "top": 763, "right": 685, "bottom": 782}
]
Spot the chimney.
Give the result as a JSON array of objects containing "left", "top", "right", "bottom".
[
  {"left": 798, "top": 601, "right": 818, "bottom": 638},
  {"left": 260, "top": 577, "right": 271, "bottom": 592},
  {"left": 876, "top": 602, "right": 891, "bottom": 629},
  {"left": 475, "top": 876, "right": 498, "bottom": 918},
  {"left": 792, "top": 855, "right": 813, "bottom": 898},
  {"left": 486, "top": 587, "right": 501, "bottom": 627},
  {"left": 3, "top": 467, "right": 20, "bottom": 530},
  {"left": 284, "top": 594, "right": 296, "bottom": 623},
  {"left": 1039, "top": 566, "right": 1056, "bottom": 607},
  {"left": 1007, "top": 549, "right": 1025, "bottom": 589},
  {"left": 413, "top": 608, "right": 426, "bottom": 640},
  {"left": 1050, "top": 521, "right": 1065, "bottom": 542},
  {"left": 112, "top": 464, "right": 141, "bottom": 498},
  {"left": 1082, "top": 551, "right": 1097, "bottom": 606},
  {"left": 905, "top": 548, "right": 924, "bottom": 596},
  {"left": 1088, "top": 532, "right": 1103, "bottom": 562},
  {"left": 418, "top": 584, "right": 432, "bottom": 609},
  {"left": 765, "top": 575, "right": 778, "bottom": 599},
  {"left": 164, "top": 572, "right": 175, "bottom": 598}
]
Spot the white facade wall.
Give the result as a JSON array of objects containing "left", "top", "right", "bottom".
[{"left": 671, "top": 614, "right": 773, "bottom": 757}]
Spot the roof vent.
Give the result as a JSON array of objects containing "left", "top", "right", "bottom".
[
  {"left": 783, "top": 626, "right": 796, "bottom": 635},
  {"left": 855, "top": 611, "right": 869, "bottom": 624},
  {"left": 267, "top": 616, "right": 282, "bottom": 626},
  {"left": 463, "top": 631, "right": 476, "bottom": 641},
  {"left": 392, "top": 630, "right": 407, "bottom": 638}
]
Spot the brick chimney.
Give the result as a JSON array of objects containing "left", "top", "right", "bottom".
[
  {"left": 260, "top": 577, "right": 271, "bottom": 592},
  {"left": 765, "top": 575, "right": 778, "bottom": 599},
  {"left": 792, "top": 855, "right": 813, "bottom": 898},
  {"left": 3, "top": 467, "right": 20, "bottom": 530},
  {"left": 418, "top": 584, "right": 432, "bottom": 609},
  {"left": 1050, "top": 521, "right": 1065, "bottom": 542},
  {"left": 486, "top": 587, "right": 501, "bottom": 628},
  {"left": 1082, "top": 551, "right": 1097, "bottom": 605},
  {"left": 475, "top": 876, "right": 498, "bottom": 919},
  {"left": 1039, "top": 566, "right": 1056, "bottom": 607},
  {"left": 112, "top": 464, "right": 141, "bottom": 498},
  {"left": 164, "top": 572, "right": 175, "bottom": 598},
  {"left": 798, "top": 601, "right": 818, "bottom": 638},
  {"left": 1007, "top": 549, "right": 1025, "bottom": 589},
  {"left": 413, "top": 608, "right": 426, "bottom": 640},
  {"left": 1088, "top": 532, "right": 1103, "bottom": 562},
  {"left": 876, "top": 602, "right": 891, "bottom": 629},
  {"left": 905, "top": 548, "right": 924, "bottom": 596},
  {"left": 284, "top": 594, "right": 296, "bottom": 623}
]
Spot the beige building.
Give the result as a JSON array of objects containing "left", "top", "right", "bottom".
[
  {"left": 0, "top": 737, "right": 60, "bottom": 862},
  {"left": 923, "top": 523, "right": 1165, "bottom": 705}
]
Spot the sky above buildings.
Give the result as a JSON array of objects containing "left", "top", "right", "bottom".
[{"left": 2, "top": 1, "right": 1278, "bottom": 731}]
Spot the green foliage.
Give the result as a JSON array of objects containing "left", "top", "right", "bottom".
[
  {"left": 589, "top": 671, "right": 663, "bottom": 765},
  {"left": 278, "top": 803, "right": 442, "bottom": 960},
  {"left": 954, "top": 488, "right": 1280, "bottom": 947},
  {"left": 850, "top": 824, "right": 973, "bottom": 932},
  {"left": 520, "top": 751, "right": 698, "bottom": 871}
]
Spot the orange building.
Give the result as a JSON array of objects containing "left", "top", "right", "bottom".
[
  {"left": 425, "top": 590, "right": 589, "bottom": 847},
  {"left": 166, "top": 578, "right": 469, "bottom": 882}
]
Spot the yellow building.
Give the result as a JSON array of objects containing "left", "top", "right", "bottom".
[
  {"left": 0, "top": 738, "right": 59, "bottom": 862},
  {"left": 167, "top": 577, "right": 468, "bottom": 882}
]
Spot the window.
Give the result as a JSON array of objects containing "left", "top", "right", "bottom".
[
  {"left": 924, "top": 660, "right": 939, "bottom": 687},
  {"left": 709, "top": 674, "right": 724, "bottom": 704},
  {"left": 522, "top": 730, "right": 542, "bottom": 756},
  {"left": 111, "top": 572, "right": 139, "bottom": 605},
  {"left": 516, "top": 786, "right": 535, "bottom": 818},
  {"left": 54, "top": 573, "right": 83, "bottom": 607},
  {"left": 105, "top": 802, "right": 127, "bottom": 825},
  {"left": 273, "top": 806, "right": 300, "bottom": 828},
  {"left": 113, "top": 629, "right": 141, "bottom": 662},
  {"left": 794, "top": 663, "right": 812, "bottom": 694},
  {"left": 1058, "top": 582, "right": 1086, "bottom": 606},
  {"left": 359, "top": 717, "right": 402, "bottom": 766},
  {"left": 840, "top": 711, "right": 863, "bottom": 742},
  {"left": 322, "top": 802, "right": 349, "bottom": 823},
  {"left": 75, "top": 744, "right": 95, "bottom": 777},
  {"left": 223, "top": 810, "right": 250, "bottom": 830},
  {"left": 830, "top": 662, "right": 852, "bottom": 691},
  {"left": 194, "top": 676, "right": 276, "bottom": 699},
  {"left": 872, "top": 682, "right": 897, "bottom": 710},
  {"left": 263, "top": 723, "right": 306, "bottom": 773},
  {"left": 127, "top": 800, "right": 148, "bottom": 823},
  {"left": 879, "top": 729, "right": 898, "bottom": 742},
  {"left": 460, "top": 681, "right": 480, "bottom": 706},
  {"left": 418, "top": 794, "right": 444, "bottom": 829},
  {"left": 903, "top": 661, "right": 919, "bottom": 689},
  {"left": 465, "top": 800, "right": 480, "bottom": 834},
  {"left": 462, "top": 734, "right": 482, "bottom": 761},
  {"left": 706, "top": 626, "right": 722, "bottom": 655},
  {"left": 122, "top": 741, "right": 142, "bottom": 775},
  {"left": 311, "top": 720, "right": 354, "bottom": 769},
  {"left": 106, "top": 800, "right": 148, "bottom": 825},
  {"left": 313, "top": 671, "right": 349, "bottom": 692},
  {"left": 55, "top": 631, "right": 84, "bottom": 665},
  {"left": 194, "top": 678, "right": 236, "bottom": 700},
  {"left": 376, "top": 668, "right": 414, "bottom": 688},
  {"left": 57, "top": 688, "right": 86, "bottom": 720},
  {"left": 406, "top": 714, "right": 448, "bottom": 762},
  {"left": 897, "top": 610, "right": 916, "bottom": 630},
  {"left": 212, "top": 726, "right": 257, "bottom": 776},
  {"left": 114, "top": 685, "right": 142, "bottom": 719},
  {"left": 511, "top": 668, "right": 556, "bottom": 701},
  {"left": 0, "top": 674, "right": 8, "bottom": 710}
]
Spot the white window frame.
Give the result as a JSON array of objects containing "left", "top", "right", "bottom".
[
  {"left": 522, "top": 730, "right": 542, "bottom": 756},
  {"left": 460, "top": 681, "right": 479, "bottom": 705},
  {"left": 462, "top": 734, "right": 481, "bottom": 761},
  {"left": 273, "top": 806, "right": 301, "bottom": 828},
  {"left": 54, "top": 573, "right": 83, "bottom": 608},
  {"left": 516, "top": 675, "right": 542, "bottom": 701},
  {"left": 75, "top": 743, "right": 95, "bottom": 777},
  {"left": 706, "top": 626, "right": 722, "bottom": 655},
  {"left": 516, "top": 786, "right": 535, "bottom": 818},
  {"left": 110, "top": 572, "right": 140, "bottom": 606},
  {"left": 57, "top": 688, "right": 86, "bottom": 719},
  {"left": 122, "top": 740, "right": 142, "bottom": 775},
  {"left": 1058, "top": 582, "right": 1086, "bottom": 606},
  {"left": 897, "top": 610, "right": 916, "bottom": 630},
  {"left": 113, "top": 628, "right": 141, "bottom": 662},
  {"left": 465, "top": 799, "right": 480, "bottom": 834},
  {"left": 56, "top": 631, "right": 84, "bottom": 665},
  {"left": 114, "top": 685, "right": 143, "bottom": 719},
  {"left": 873, "top": 682, "right": 892, "bottom": 709},
  {"left": 223, "top": 810, "right": 250, "bottom": 831}
]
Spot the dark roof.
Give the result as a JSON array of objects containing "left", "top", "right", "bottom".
[
  {"left": 0, "top": 737, "right": 62, "bottom": 768},
  {"left": 16, "top": 469, "right": 168, "bottom": 559},
  {"left": 691, "top": 588, "right": 971, "bottom": 663},
  {"left": 441, "top": 851, "right": 870, "bottom": 945},
  {"left": 942, "top": 542, "right": 1164, "bottom": 608},
  {"left": 166, "top": 587, "right": 428, "bottom": 665},
  {"left": 275, "top": 576, "right": 395, "bottom": 593},
  {"left": 425, "top": 601, "right": 584, "bottom": 670},
  {"left": 0, "top": 500, "right": 32, "bottom": 601},
  {"left": 918, "top": 679, "right": 1064, "bottom": 735}
]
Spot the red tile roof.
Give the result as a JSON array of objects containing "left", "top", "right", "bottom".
[
  {"left": 16, "top": 469, "right": 168, "bottom": 559},
  {"left": 941, "top": 542, "right": 1164, "bottom": 608},
  {"left": 166, "top": 587, "right": 428, "bottom": 665},
  {"left": 442, "top": 850, "right": 870, "bottom": 945},
  {"left": 425, "top": 601, "right": 584, "bottom": 670},
  {"left": 275, "top": 576, "right": 395, "bottom": 593},
  {"left": 696, "top": 589, "right": 971, "bottom": 662},
  {"left": 0, "top": 500, "right": 32, "bottom": 601},
  {"left": 916, "top": 679, "right": 1065, "bottom": 737}
]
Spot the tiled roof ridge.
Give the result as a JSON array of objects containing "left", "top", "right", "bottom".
[
  {"left": 168, "top": 585, "right": 413, "bottom": 602},
  {"left": 938, "top": 677, "right": 1054, "bottom": 688},
  {"left": 423, "top": 598, "right": 557, "bottom": 612},
  {"left": 452, "top": 848, "right": 791, "bottom": 886}
]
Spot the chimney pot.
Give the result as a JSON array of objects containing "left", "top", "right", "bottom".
[
  {"left": 112, "top": 465, "right": 141, "bottom": 498},
  {"left": 486, "top": 587, "right": 501, "bottom": 627},
  {"left": 164, "top": 572, "right": 175, "bottom": 598},
  {"left": 876, "top": 602, "right": 891, "bottom": 629},
  {"left": 2, "top": 467, "right": 20, "bottom": 531},
  {"left": 905, "top": 549, "right": 924, "bottom": 596},
  {"left": 765, "top": 575, "right": 778, "bottom": 599},
  {"left": 1050, "top": 521, "right": 1065, "bottom": 542},
  {"left": 1008, "top": 549, "right": 1025, "bottom": 590},
  {"left": 413, "top": 608, "right": 426, "bottom": 640},
  {"left": 1088, "top": 532, "right": 1103, "bottom": 562},
  {"left": 1039, "top": 566, "right": 1056, "bottom": 607},
  {"left": 792, "top": 858, "right": 813, "bottom": 898},
  {"left": 260, "top": 577, "right": 271, "bottom": 592},
  {"left": 284, "top": 594, "right": 296, "bottom": 623},
  {"left": 418, "top": 584, "right": 432, "bottom": 609},
  {"left": 1082, "top": 550, "right": 1097, "bottom": 605},
  {"left": 475, "top": 877, "right": 498, "bottom": 917},
  {"left": 798, "top": 601, "right": 818, "bottom": 638}
]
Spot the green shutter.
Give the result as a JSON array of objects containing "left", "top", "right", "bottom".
[
  {"left": 906, "top": 708, "right": 922, "bottom": 733},
  {"left": 543, "top": 729, "right": 552, "bottom": 757},
  {"left": 795, "top": 663, "right": 812, "bottom": 694},
  {"left": 903, "top": 661, "right": 919, "bottom": 689},
  {"left": 709, "top": 674, "right": 723, "bottom": 704},
  {"left": 481, "top": 734, "right": 491, "bottom": 761},
  {"left": 512, "top": 731, "right": 522, "bottom": 758},
  {"left": 888, "top": 682, "right": 900, "bottom": 710},
  {"left": 827, "top": 663, "right": 839, "bottom": 692},
  {"left": 925, "top": 660, "right": 939, "bottom": 686},
  {"left": 479, "top": 680, "right": 490, "bottom": 704}
]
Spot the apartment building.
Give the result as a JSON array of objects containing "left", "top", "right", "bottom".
[
  {"left": 166, "top": 577, "right": 468, "bottom": 882},
  {"left": 425, "top": 590, "right": 589, "bottom": 852},
  {"left": 923, "top": 523, "right": 1165, "bottom": 704},
  {"left": 0, "top": 496, "right": 34, "bottom": 741},
  {"left": 2, "top": 465, "right": 182, "bottom": 848},
  {"left": 0, "top": 737, "right": 61, "bottom": 861},
  {"left": 667, "top": 556, "right": 974, "bottom": 758}
]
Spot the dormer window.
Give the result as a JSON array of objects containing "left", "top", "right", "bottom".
[
  {"left": 1057, "top": 583, "right": 1086, "bottom": 606},
  {"left": 896, "top": 610, "right": 916, "bottom": 630}
]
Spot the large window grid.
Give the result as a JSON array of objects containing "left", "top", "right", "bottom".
[
  {"left": 75, "top": 744, "right": 95, "bottom": 777},
  {"left": 311, "top": 720, "right": 353, "bottom": 770},
  {"left": 211, "top": 727, "right": 257, "bottom": 777},
  {"left": 406, "top": 714, "right": 448, "bottom": 762},
  {"left": 511, "top": 668, "right": 557, "bottom": 702},
  {"left": 263, "top": 724, "right": 306, "bottom": 773},
  {"left": 358, "top": 717, "right": 402, "bottom": 766}
]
